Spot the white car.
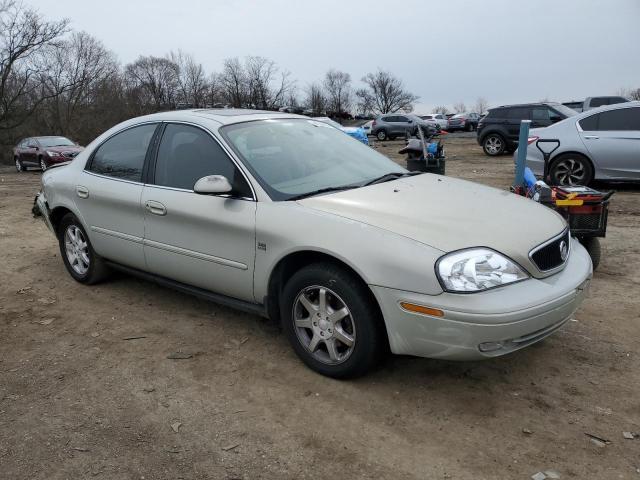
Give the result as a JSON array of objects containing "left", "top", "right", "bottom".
[
  {"left": 420, "top": 113, "right": 449, "bottom": 130},
  {"left": 34, "top": 110, "right": 592, "bottom": 378}
]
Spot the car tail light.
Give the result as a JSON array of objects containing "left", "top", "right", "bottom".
[{"left": 527, "top": 136, "right": 539, "bottom": 145}]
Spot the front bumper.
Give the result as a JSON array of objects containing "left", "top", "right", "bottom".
[
  {"left": 371, "top": 238, "right": 592, "bottom": 360},
  {"left": 33, "top": 192, "right": 55, "bottom": 233}
]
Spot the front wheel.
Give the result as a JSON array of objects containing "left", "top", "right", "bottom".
[
  {"left": 58, "top": 213, "right": 109, "bottom": 284},
  {"left": 280, "top": 263, "right": 386, "bottom": 378},
  {"left": 40, "top": 157, "right": 47, "bottom": 171},
  {"left": 482, "top": 134, "right": 505, "bottom": 156},
  {"left": 15, "top": 157, "right": 24, "bottom": 172}
]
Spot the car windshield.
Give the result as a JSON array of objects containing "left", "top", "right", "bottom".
[
  {"left": 550, "top": 104, "right": 579, "bottom": 118},
  {"left": 38, "top": 137, "right": 74, "bottom": 147},
  {"left": 222, "top": 119, "right": 406, "bottom": 201}
]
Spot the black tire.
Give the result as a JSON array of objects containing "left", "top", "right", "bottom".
[
  {"left": 39, "top": 156, "right": 47, "bottom": 172},
  {"left": 15, "top": 157, "right": 24, "bottom": 172},
  {"left": 280, "top": 263, "right": 386, "bottom": 378},
  {"left": 466, "top": 123, "right": 473, "bottom": 132},
  {"left": 376, "top": 129, "right": 387, "bottom": 141},
  {"left": 579, "top": 237, "right": 601, "bottom": 271},
  {"left": 58, "top": 213, "right": 109, "bottom": 284},
  {"left": 548, "top": 153, "right": 594, "bottom": 186},
  {"left": 482, "top": 133, "right": 506, "bottom": 156}
]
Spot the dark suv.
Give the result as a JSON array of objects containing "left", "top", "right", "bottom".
[{"left": 477, "top": 103, "right": 577, "bottom": 156}]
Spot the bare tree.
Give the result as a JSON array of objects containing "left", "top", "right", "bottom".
[
  {"left": 474, "top": 97, "right": 489, "bottom": 115},
  {"left": 0, "top": 1, "right": 69, "bottom": 130},
  {"left": 40, "top": 32, "right": 118, "bottom": 134},
  {"left": 355, "top": 88, "right": 375, "bottom": 116},
  {"left": 360, "top": 69, "right": 418, "bottom": 114},
  {"left": 124, "top": 55, "right": 179, "bottom": 112},
  {"left": 453, "top": 101, "right": 467, "bottom": 113},
  {"left": 219, "top": 57, "right": 246, "bottom": 108},
  {"left": 170, "top": 50, "right": 207, "bottom": 108},
  {"left": 304, "top": 82, "right": 325, "bottom": 115},
  {"left": 324, "top": 69, "right": 351, "bottom": 118},
  {"left": 618, "top": 86, "right": 640, "bottom": 101},
  {"left": 433, "top": 105, "right": 449, "bottom": 115}
]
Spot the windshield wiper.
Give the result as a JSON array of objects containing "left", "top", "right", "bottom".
[
  {"left": 362, "top": 171, "right": 422, "bottom": 187},
  {"left": 288, "top": 185, "right": 357, "bottom": 201}
]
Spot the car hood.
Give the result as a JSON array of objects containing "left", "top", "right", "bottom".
[
  {"left": 45, "top": 145, "right": 84, "bottom": 153},
  {"left": 298, "top": 174, "right": 567, "bottom": 277}
]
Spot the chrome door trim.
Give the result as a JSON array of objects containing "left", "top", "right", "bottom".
[
  {"left": 90, "top": 226, "right": 143, "bottom": 244},
  {"left": 143, "top": 238, "right": 248, "bottom": 270},
  {"left": 82, "top": 170, "right": 145, "bottom": 186}
]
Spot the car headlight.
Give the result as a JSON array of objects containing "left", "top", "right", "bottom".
[
  {"left": 436, "top": 248, "right": 529, "bottom": 292},
  {"left": 46, "top": 151, "right": 62, "bottom": 157}
]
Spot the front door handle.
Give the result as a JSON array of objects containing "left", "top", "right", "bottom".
[
  {"left": 145, "top": 200, "right": 167, "bottom": 216},
  {"left": 76, "top": 186, "right": 89, "bottom": 198},
  {"left": 583, "top": 135, "right": 599, "bottom": 140}
]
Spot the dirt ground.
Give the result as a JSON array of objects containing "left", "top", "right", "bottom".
[{"left": 1, "top": 134, "right": 640, "bottom": 479}]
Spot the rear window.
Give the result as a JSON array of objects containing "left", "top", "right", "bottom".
[{"left": 581, "top": 107, "right": 640, "bottom": 131}]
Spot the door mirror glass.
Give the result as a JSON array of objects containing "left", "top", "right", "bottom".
[{"left": 193, "top": 175, "right": 233, "bottom": 194}]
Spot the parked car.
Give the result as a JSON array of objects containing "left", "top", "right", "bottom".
[
  {"left": 562, "top": 101, "right": 585, "bottom": 112},
  {"left": 521, "top": 101, "right": 640, "bottom": 185},
  {"left": 477, "top": 103, "right": 577, "bottom": 156},
  {"left": 561, "top": 96, "right": 629, "bottom": 113},
  {"left": 279, "top": 106, "right": 304, "bottom": 114},
  {"left": 420, "top": 113, "right": 448, "bottom": 130},
  {"left": 14, "top": 136, "right": 84, "bottom": 172},
  {"left": 313, "top": 117, "right": 369, "bottom": 145},
  {"left": 447, "top": 112, "right": 481, "bottom": 132},
  {"left": 34, "top": 110, "right": 592, "bottom": 378},
  {"left": 371, "top": 114, "right": 436, "bottom": 141}
]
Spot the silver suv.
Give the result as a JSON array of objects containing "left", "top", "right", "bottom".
[{"left": 371, "top": 114, "right": 436, "bottom": 141}]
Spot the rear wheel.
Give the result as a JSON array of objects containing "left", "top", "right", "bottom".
[
  {"left": 579, "top": 237, "right": 601, "bottom": 270},
  {"left": 58, "top": 213, "right": 109, "bottom": 284},
  {"left": 549, "top": 154, "right": 593, "bottom": 186},
  {"left": 15, "top": 157, "right": 24, "bottom": 172},
  {"left": 466, "top": 123, "right": 473, "bottom": 132},
  {"left": 376, "top": 130, "right": 387, "bottom": 141},
  {"left": 281, "top": 263, "right": 386, "bottom": 378},
  {"left": 483, "top": 134, "right": 505, "bottom": 156}
]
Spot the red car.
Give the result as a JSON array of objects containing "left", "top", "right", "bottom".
[{"left": 13, "top": 136, "right": 84, "bottom": 172}]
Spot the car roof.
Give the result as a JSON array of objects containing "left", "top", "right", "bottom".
[
  {"left": 576, "top": 100, "right": 640, "bottom": 117},
  {"left": 491, "top": 102, "right": 562, "bottom": 109},
  {"left": 128, "top": 109, "right": 306, "bottom": 126}
]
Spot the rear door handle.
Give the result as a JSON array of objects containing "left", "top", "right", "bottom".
[
  {"left": 145, "top": 200, "right": 167, "bottom": 216},
  {"left": 76, "top": 186, "right": 89, "bottom": 198},
  {"left": 583, "top": 135, "right": 599, "bottom": 139}
]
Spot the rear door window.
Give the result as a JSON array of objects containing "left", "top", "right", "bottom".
[
  {"left": 506, "top": 107, "right": 531, "bottom": 120},
  {"left": 596, "top": 108, "right": 640, "bottom": 131},
  {"left": 579, "top": 114, "right": 599, "bottom": 131},
  {"left": 88, "top": 123, "right": 157, "bottom": 182}
]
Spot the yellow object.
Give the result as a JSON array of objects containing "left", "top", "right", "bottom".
[
  {"left": 556, "top": 199, "right": 583, "bottom": 206},
  {"left": 400, "top": 302, "right": 444, "bottom": 317}
]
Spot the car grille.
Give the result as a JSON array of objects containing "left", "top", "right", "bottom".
[
  {"left": 530, "top": 230, "right": 570, "bottom": 272},
  {"left": 62, "top": 152, "right": 79, "bottom": 158}
]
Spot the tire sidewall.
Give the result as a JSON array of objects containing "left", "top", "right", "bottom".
[
  {"left": 376, "top": 130, "right": 387, "bottom": 141},
  {"left": 280, "top": 264, "right": 383, "bottom": 378}
]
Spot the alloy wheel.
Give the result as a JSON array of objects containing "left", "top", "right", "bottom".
[
  {"left": 485, "top": 136, "right": 503, "bottom": 155},
  {"left": 554, "top": 157, "right": 586, "bottom": 185},
  {"left": 377, "top": 130, "right": 386, "bottom": 141},
  {"left": 292, "top": 285, "right": 356, "bottom": 365},
  {"left": 15, "top": 158, "right": 22, "bottom": 172},
  {"left": 64, "top": 225, "right": 90, "bottom": 276},
  {"left": 40, "top": 158, "right": 47, "bottom": 171}
]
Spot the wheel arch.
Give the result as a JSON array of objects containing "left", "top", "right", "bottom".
[
  {"left": 265, "top": 250, "right": 386, "bottom": 340},
  {"left": 50, "top": 206, "right": 75, "bottom": 234}
]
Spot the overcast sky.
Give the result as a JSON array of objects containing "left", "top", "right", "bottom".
[{"left": 31, "top": 0, "right": 640, "bottom": 113}]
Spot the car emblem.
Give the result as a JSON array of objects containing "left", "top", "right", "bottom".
[{"left": 559, "top": 240, "right": 568, "bottom": 261}]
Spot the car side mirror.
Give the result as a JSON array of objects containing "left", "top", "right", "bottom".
[
  {"left": 193, "top": 175, "right": 233, "bottom": 195},
  {"left": 28, "top": 144, "right": 38, "bottom": 149}
]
